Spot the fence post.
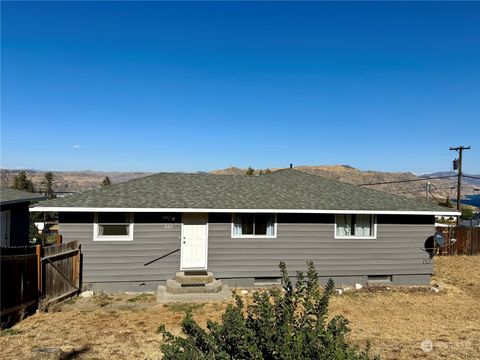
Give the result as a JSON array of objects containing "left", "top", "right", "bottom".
[
  {"left": 55, "top": 234, "right": 62, "bottom": 245},
  {"left": 72, "top": 245, "right": 77, "bottom": 290},
  {"left": 35, "top": 245, "right": 42, "bottom": 294},
  {"left": 75, "top": 244, "right": 81, "bottom": 291}
]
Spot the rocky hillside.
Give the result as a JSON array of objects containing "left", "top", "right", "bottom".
[
  {"left": 213, "top": 165, "right": 479, "bottom": 203},
  {"left": 1, "top": 165, "right": 478, "bottom": 204}
]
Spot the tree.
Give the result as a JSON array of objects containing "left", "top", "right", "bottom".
[
  {"left": 461, "top": 207, "right": 474, "bottom": 220},
  {"left": 1, "top": 171, "right": 10, "bottom": 188},
  {"left": 246, "top": 166, "right": 255, "bottom": 176},
  {"left": 159, "top": 262, "right": 377, "bottom": 360},
  {"left": 29, "top": 222, "right": 40, "bottom": 243},
  {"left": 12, "top": 171, "right": 35, "bottom": 192},
  {"left": 101, "top": 176, "right": 112, "bottom": 187},
  {"left": 42, "top": 172, "right": 56, "bottom": 199}
]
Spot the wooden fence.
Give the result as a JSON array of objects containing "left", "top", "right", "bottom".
[
  {"left": 41, "top": 241, "right": 81, "bottom": 305},
  {"left": 0, "top": 241, "right": 81, "bottom": 327},
  {"left": 437, "top": 227, "right": 480, "bottom": 256},
  {"left": 0, "top": 246, "right": 39, "bottom": 327}
]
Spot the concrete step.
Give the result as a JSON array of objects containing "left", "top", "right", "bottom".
[
  {"left": 175, "top": 271, "right": 214, "bottom": 285},
  {"left": 166, "top": 279, "right": 223, "bottom": 294},
  {"left": 157, "top": 284, "right": 232, "bottom": 303}
]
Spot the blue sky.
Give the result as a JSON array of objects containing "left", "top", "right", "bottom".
[{"left": 1, "top": 2, "right": 479, "bottom": 174}]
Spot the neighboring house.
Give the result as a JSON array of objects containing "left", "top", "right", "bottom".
[
  {"left": 30, "top": 169, "right": 458, "bottom": 291},
  {"left": 1, "top": 189, "right": 45, "bottom": 247},
  {"left": 460, "top": 218, "right": 480, "bottom": 228}
]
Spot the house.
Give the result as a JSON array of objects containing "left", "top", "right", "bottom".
[
  {"left": 30, "top": 169, "right": 458, "bottom": 291},
  {"left": 460, "top": 217, "right": 480, "bottom": 228},
  {"left": 1, "top": 188, "right": 45, "bottom": 247}
]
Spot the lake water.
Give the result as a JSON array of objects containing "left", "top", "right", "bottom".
[{"left": 461, "top": 194, "right": 480, "bottom": 208}]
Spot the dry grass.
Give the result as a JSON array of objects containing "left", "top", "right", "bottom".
[
  {"left": 1, "top": 256, "right": 479, "bottom": 359},
  {"left": 327, "top": 256, "right": 480, "bottom": 359}
]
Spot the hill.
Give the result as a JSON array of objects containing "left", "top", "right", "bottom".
[
  {"left": 1, "top": 166, "right": 478, "bottom": 205},
  {"left": 213, "top": 165, "right": 479, "bottom": 203},
  {"left": 423, "top": 171, "right": 480, "bottom": 187},
  {"left": 0, "top": 169, "right": 153, "bottom": 193}
]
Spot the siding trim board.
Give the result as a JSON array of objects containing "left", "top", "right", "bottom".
[{"left": 58, "top": 212, "right": 436, "bottom": 290}]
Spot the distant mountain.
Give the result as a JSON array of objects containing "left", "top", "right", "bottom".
[
  {"left": 1, "top": 165, "right": 478, "bottom": 207},
  {"left": 211, "top": 167, "right": 248, "bottom": 175},
  {"left": 212, "top": 165, "right": 479, "bottom": 205},
  {"left": 0, "top": 169, "right": 154, "bottom": 192},
  {"left": 422, "top": 171, "right": 480, "bottom": 187}
]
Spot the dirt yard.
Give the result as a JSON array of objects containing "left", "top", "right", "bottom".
[{"left": 1, "top": 256, "right": 479, "bottom": 360}]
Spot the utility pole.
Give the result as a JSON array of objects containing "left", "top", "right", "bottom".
[
  {"left": 449, "top": 145, "right": 471, "bottom": 212},
  {"left": 425, "top": 181, "right": 431, "bottom": 202}
]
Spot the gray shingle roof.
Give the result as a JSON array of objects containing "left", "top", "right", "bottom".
[
  {"left": 31, "top": 169, "right": 454, "bottom": 213},
  {"left": 1, "top": 188, "right": 46, "bottom": 205}
]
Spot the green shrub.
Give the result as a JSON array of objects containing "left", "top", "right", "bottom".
[
  {"left": 159, "top": 261, "right": 378, "bottom": 359},
  {"left": 461, "top": 207, "right": 474, "bottom": 220}
]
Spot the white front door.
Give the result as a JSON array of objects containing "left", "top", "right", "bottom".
[{"left": 181, "top": 213, "right": 208, "bottom": 270}]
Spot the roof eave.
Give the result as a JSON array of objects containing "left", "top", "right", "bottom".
[
  {"left": 29, "top": 206, "right": 460, "bottom": 216},
  {"left": 2, "top": 197, "right": 47, "bottom": 206}
]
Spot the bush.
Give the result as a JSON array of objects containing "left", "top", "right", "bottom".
[
  {"left": 159, "top": 261, "right": 378, "bottom": 359},
  {"left": 461, "top": 207, "right": 474, "bottom": 221}
]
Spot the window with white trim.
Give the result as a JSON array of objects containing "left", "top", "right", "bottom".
[
  {"left": 335, "top": 214, "right": 376, "bottom": 238},
  {"left": 232, "top": 214, "right": 276, "bottom": 238},
  {"left": 94, "top": 213, "right": 133, "bottom": 241}
]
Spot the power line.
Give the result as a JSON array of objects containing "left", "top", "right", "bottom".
[
  {"left": 428, "top": 189, "right": 441, "bottom": 202},
  {"left": 462, "top": 175, "right": 480, "bottom": 180},
  {"left": 358, "top": 174, "right": 478, "bottom": 187},
  {"left": 424, "top": 181, "right": 435, "bottom": 202},
  {"left": 389, "top": 185, "right": 457, "bottom": 195},
  {"left": 386, "top": 183, "right": 477, "bottom": 196},
  {"left": 389, "top": 188, "right": 428, "bottom": 195},
  {"left": 358, "top": 175, "right": 455, "bottom": 186},
  {"left": 428, "top": 186, "right": 457, "bottom": 191}
]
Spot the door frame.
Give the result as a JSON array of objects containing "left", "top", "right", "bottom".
[{"left": 180, "top": 213, "right": 209, "bottom": 271}]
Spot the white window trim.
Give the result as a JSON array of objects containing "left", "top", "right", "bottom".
[
  {"left": 93, "top": 212, "right": 134, "bottom": 241},
  {"left": 231, "top": 213, "right": 277, "bottom": 239},
  {"left": 334, "top": 214, "right": 377, "bottom": 239}
]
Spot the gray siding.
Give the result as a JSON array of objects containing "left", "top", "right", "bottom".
[
  {"left": 208, "top": 214, "right": 434, "bottom": 280},
  {"left": 59, "top": 213, "right": 181, "bottom": 285},
  {"left": 58, "top": 212, "right": 434, "bottom": 289}
]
